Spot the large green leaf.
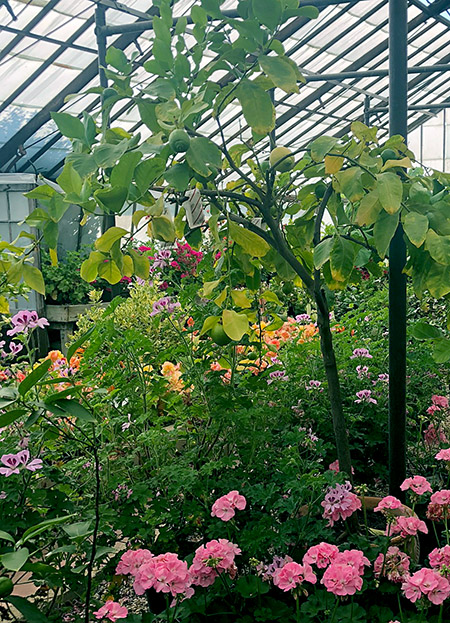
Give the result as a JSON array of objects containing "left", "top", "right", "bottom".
[
  {"left": 410, "top": 321, "right": 443, "bottom": 340},
  {"left": 425, "top": 229, "right": 450, "bottom": 265},
  {"left": 309, "top": 136, "right": 338, "bottom": 162},
  {"left": 403, "top": 212, "right": 428, "bottom": 248},
  {"left": 110, "top": 151, "right": 142, "bottom": 188},
  {"left": 93, "top": 140, "right": 129, "bottom": 168},
  {"left": 313, "top": 237, "right": 334, "bottom": 269},
  {"left": 151, "top": 216, "right": 176, "bottom": 242},
  {"left": 355, "top": 191, "right": 382, "bottom": 226},
  {"left": 51, "top": 112, "right": 85, "bottom": 141},
  {"left": 258, "top": 54, "right": 300, "bottom": 94},
  {"left": 6, "top": 596, "right": 50, "bottom": 623},
  {"left": 56, "top": 162, "right": 82, "bottom": 196},
  {"left": 95, "top": 227, "right": 128, "bottom": 253},
  {"left": 105, "top": 46, "right": 132, "bottom": 74},
  {"left": 186, "top": 137, "right": 222, "bottom": 178},
  {"left": 222, "top": 309, "right": 249, "bottom": 341},
  {"left": 377, "top": 172, "right": 403, "bottom": 214},
  {"left": 334, "top": 167, "right": 364, "bottom": 202},
  {"left": 252, "top": 0, "right": 282, "bottom": 30},
  {"left": 373, "top": 211, "right": 399, "bottom": 258},
  {"left": 0, "top": 408, "right": 27, "bottom": 427},
  {"left": 22, "top": 264, "right": 45, "bottom": 295},
  {"left": 1, "top": 548, "right": 29, "bottom": 572},
  {"left": 426, "top": 262, "right": 450, "bottom": 298},
  {"left": 433, "top": 338, "right": 450, "bottom": 363},
  {"left": 17, "top": 515, "right": 76, "bottom": 547},
  {"left": 236, "top": 79, "right": 275, "bottom": 136},
  {"left": 51, "top": 399, "right": 96, "bottom": 423},
  {"left": 135, "top": 158, "right": 166, "bottom": 194},
  {"left": 329, "top": 236, "right": 357, "bottom": 282},
  {"left": 94, "top": 186, "right": 128, "bottom": 213},
  {"left": 19, "top": 360, "right": 52, "bottom": 397},
  {"left": 98, "top": 260, "right": 122, "bottom": 284},
  {"left": 164, "top": 162, "right": 192, "bottom": 191},
  {"left": 228, "top": 220, "right": 270, "bottom": 257}
]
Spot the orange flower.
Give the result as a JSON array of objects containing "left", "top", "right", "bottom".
[{"left": 187, "top": 317, "right": 195, "bottom": 328}]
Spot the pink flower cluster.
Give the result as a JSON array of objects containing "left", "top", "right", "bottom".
[
  {"left": 134, "top": 552, "right": 192, "bottom": 598},
  {"left": 429, "top": 545, "right": 450, "bottom": 570},
  {"left": 190, "top": 539, "right": 240, "bottom": 588},
  {"left": 430, "top": 489, "right": 450, "bottom": 508},
  {"left": 354, "top": 389, "right": 377, "bottom": 404},
  {"left": 436, "top": 448, "right": 450, "bottom": 462},
  {"left": 116, "top": 548, "right": 153, "bottom": 576},
  {"left": 402, "top": 568, "right": 450, "bottom": 605},
  {"left": 374, "top": 546, "right": 410, "bottom": 583},
  {"left": 211, "top": 490, "right": 246, "bottom": 522},
  {"left": 400, "top": 475, "right": 432, "bottom": 496},
  {"left": 374, "top": 496, "right": 403, "bottom": 512},
  {"left": 350, "top": 348, "right": 372, "bottom": 359},
  {"left": 321, "top": 481, "right": 361, "bottom": 526},
  {"left": 93, "top": 601, "right": 128, "bottom": 622},
  {"left": 321, "top": 563, "right": 363, "bottom": 596},
  {"left": 301, "top": 545, "right": 369, "bottom": 597},
  {"left": 427, "top": 395, "right": 449, "bottom": 415},
  {"left": 389, "top": 516, "right": 428, "bottom": 539},
  {"left": 272, "top": 561, "right": 317, "bottom": 592},
  {"left": 0, "top": 450, "right": 42, "bottom": 477},
  {"left": 171, "top": 241, "right": 203, "bottom": 278},
  {"left": 303, "top": 542, "right": 339, "bottom": 568}
]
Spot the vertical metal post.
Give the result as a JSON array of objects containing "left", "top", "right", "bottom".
[
  {"left": 388, "top": 0, "right": 408, "bottom": 497},
  {"left": 363, "top": 95, "right": 371, "bottom": 126}
]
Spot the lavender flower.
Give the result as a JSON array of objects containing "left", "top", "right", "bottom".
[
  {"left": 350, "top": 348, "right": 372, "bottom": 359},
  {"left": 150, "top": 297, "right": 181, "bottom": 317},
  {"left": 7, "top": 311, "right": 49, "bottom": 336},
  {"left": 354, "top": 389, "right": 377, "bottom": 404},
  {"left": 267, "top": 370, "right": 289, "bottom": 385}
]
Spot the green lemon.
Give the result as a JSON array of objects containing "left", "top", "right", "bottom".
[
  {"left": 269, "top": 146, "right": 295, "bottom": 173},
  {"left": 169, "top": 129, "right": 191, "bottom": 153},
  {"left": 210, "top": 323, "right": 232, "bottom": 346},
  {"left": 102, "top": 87, "right": 118, "bottom": 102},
  {"left": 381, "top": 148, "right": 397, "bottom": 164},
  {"left": 314, "top": 182, "right": 327, "bottom": 200},
  {"left": 0, "top": 576, "right": 13, "bottom": 598},
  {"left": 247, "top": 350, "right": 258, "bottom": 361}
]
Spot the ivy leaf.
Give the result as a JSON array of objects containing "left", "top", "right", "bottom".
[
  {"left": 228, "top": 220, "right": 269, "bottom": 257},
  {"left": 222, "top": 309, "right": 249, "bottom": 341},
  {"left": 236, "top": 79, "right": 275, "bottom": 136},
  {"left": 377, "top": 172, "right": 403, "bottom": 214},
  {"left": 258, "top": 54, "right": 300, "bottom": 94},
  {"left": 373, "top": 211, "right": 399, "bottom": 258},
  {"left": 403, "top": 212, "right": 428, "bottom": 248}
]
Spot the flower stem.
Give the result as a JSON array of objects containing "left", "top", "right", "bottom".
[{"left": 330, "top": 598, "right": 339, "bottom": 623}]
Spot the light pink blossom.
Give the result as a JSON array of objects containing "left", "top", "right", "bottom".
[
  {"left": 211, "top": 490, "right": 246, "bottom": 522},
  {"left": 350, "top": 348, "right": 372, "bottom": 359},
  {"left": 93, "top": 601, "right": 128, "bottom": 622},
  {"left": 400, "top": 476, "right": 432, "bottom": 496},
  {"left": 334, "top": 550, "right": 370, "bottom": 575},
  {"left": 354, "top": 389, "right": 377, "bottom": 404},
  {"left": 321, "top": 563, "right": 363, "bottom": 596},
  {"left": 402, "top": 568, "right": 450, "bottom": 605},
  {"left": 303, "top": 542, "right": 339, "bottom": 569},
  {"left": 390, "top": 516, "right": 428, "bottom": 538},
  {"left": 436, "top": 448, "right": 450, "bottom": 462},
  {"left": 273, "top": 561, "right": 317, "bottom": 592},
  {"left": 429, "top": 545, "right": 450, "bottom": 570},
  {"left": 374, "top": 546, "right": 410, "bottom": 583},
  {"left": 374, "top": 496, "right": 403, "bottom": 512},
  {"left": 190, "top": 539, "right": 241, "bottom": 588},
  {"left": 431, "top": 489, "right": 450, "bottom": 506},
  {"left": 133, "top": 552, "right": 192, "bottom": 598},
  {"left": 321, "top": 482, "right": 361, "bottom": 527},
  {"left": 116, "top": 549, "right": 153, "bottom": 576}
]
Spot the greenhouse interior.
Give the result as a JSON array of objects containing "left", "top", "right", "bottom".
[{"left": 2, "top": 0, "right": 450, "bottom": 621}]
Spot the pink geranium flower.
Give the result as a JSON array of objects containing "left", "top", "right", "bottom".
[
  {"left": 374, "top": 496, "right": 403, "bottom": 512},
  {"left": 211, "top": 490, "right": 246, "bottom": 522},
  {"left": 390, "top": 516, "right": 428, "bottom": 539},
  {"left": 189, "top": 539, "right": 241, "bottom": 588},
  {"left": 116, "top": 548, "right": 153, "bottom": 576},
  {"left": 435, "top": 448, "right": 450, "bottom": 462},
  {"left": 400, "top": 476, "right": 432, "bottom": 496},
  {"left": 429, "top": 545, "right": 450, "bottom": 570},
  {"left": 334, "top": 550, "right": 370, "bottom": 575},
  {"left": 303, "top": 542, "right": 339, "bottom": 569},
  {"left": 93, "top": 601, "right": 128, "bottom": 622},
  {"left": 431, "top": 489, "right": 450, "bottom": 506},
  {"left": 273, "top": 561, "right": 316, "bottom": 592},
  {"left": 374, "top": 546, "right": 410, "bottom": 583},
  {"left": 402, "top": 568, "right": 450, "bottom": 605},
  {"left": 432, "top": 395, "right": 449, "bottom": 409},
  {"left": 0, "top": 454, "right": 21, "bottom": 476},
  {"left": 133, "top": 552, "right": 192, "bottom": 598},
  {"left": 321, "top": 563, "right": 363, "bottom": 596}
]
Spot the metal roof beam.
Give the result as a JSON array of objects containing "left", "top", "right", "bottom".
[{"left": 0, "top": 24, "right": 96, "bottom": 55}]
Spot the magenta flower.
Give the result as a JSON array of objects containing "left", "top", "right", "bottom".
[
  {"left": 350, "top": 348, "right": 372, "bottom": 359},
  {"left": 295, "top": 314, "right": 311, "bottom": 323},
  {"left": 306, "top": 379, "right": 323, "bottom": 391},
  {"left": 356, "top": 365, "right": 369, "bottom": 379},
  {"left": 7, "top": 311, "right": 49, "bottom": 336},
  {"left": 93, "top": 601, "right": 128, "bottom": 622},
  {"left": 211, "top": 490, "right": 246, "bottom": 522},
  {"left": 273, "top": 561, "right": 317, "bottom": 592},
  {"left": 267, "top": 370, "right": 289, "bottom": 385},
  {"left": 354, "top": 389, "right": 377, "bottom": 404},
  {"left": 400, "top": 475, "right": 432, "bottom": 496}
]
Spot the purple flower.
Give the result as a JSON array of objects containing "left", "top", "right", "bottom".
[
  {"left": 354, "top": 389, "right": 377, "bottom": 404},
  {"left": 350, "top": 348, "right": 372, "bottom": 360},
  {"left": 9, "top": 342, "right": 23, "bottom": 356},
  {"left": 356, "top": 365, "right": 369, "bottom": 379},
  {"left": 0, "top": 491, "right": 6, "bottom": 500},
  {"left": 150, "top": 297, "right": 180, "bottom": 317},
  {"left": 7, "top": 311, "right": 49, "bottom": 336},
  {"left": 122, "top": 414, "right": 133, "bottom": 432},
  {"left": 267, "top": 370, "right": 289, "bottom": 385},
  {"left": 295, "top": 314, "right": 311, "bottom": 323},
  {"left": 306, "top": 379, "right": 323, "bottom": 392},
  {"left": 377, "top": 373, "right": 389, "bottom": 383},
  {"left": 151, "top": 249, "right": 172, "bottom": 271},
  {"left": 0, "top": 453, "right": 21, "bottom": 476}
]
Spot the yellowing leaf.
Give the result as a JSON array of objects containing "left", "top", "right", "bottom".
[
  {"left": 214, "top": 286, "right": 227, "bottom": 307},
  {"left": 325, "top": 155, "right": 344, "bottom": 174},
  {"left": 381, "top": 156, "right": 412, "bottom": 172},
  {"left": 95, "top": 227, "right": 128, "bottom": 252},
  {"left": 228, "top": 220, "right": 269, "bottom": 257},
  {"left": 222, "top": 309, "right": 249, "bottom": 341},
  {"left": 377, "top": 172, "right": 403, "bottom": 214},
  {"left": 22, "top": 264, "right": 45, "bottom": 295},
  {"left": 231, "top": 289, "right": 252, "bottom": 308}
]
